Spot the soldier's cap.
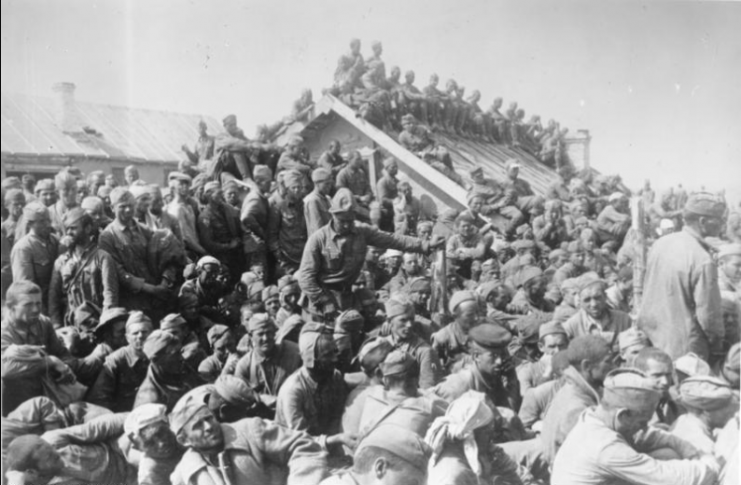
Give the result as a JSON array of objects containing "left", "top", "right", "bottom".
[
  {"left": 511, "top": 239, "right": 535, "bottom": 251},
  {"left": 406, "top": 276, "right": 431, "bottom": 293},
  {"left": 469, "top": 323, "right": 512, "bottom": 349},
  {"left": 516, "top": 313, "right": 552, "bottom": 344},
  {"left": 160, "top": 313, "right": 187, "bottom": 331},
  {"left": 560, "top": 277, "right": 580, "bottom": 292},
  {"left": 357, "top": 424, "right": 432, "bottom": 473},
  {"left": 178, "top": 291, "right": 199, "bottom": 309},
  {"left": 449, "top": 290, "right": 478, "bottom": 314},
  {"left": 54, "top": 168, "right": 77, "bottom": 189},
  {"left": 576, "top": 272, "right": 606, "bottom": 293},
  {"left": 618, "top": 327, "right": 649, "bottom": 352},
  {"left": 505, "top": 159, "right": 522, "bottom": 171},
  {"left": 143, "top": 330, "right": 178, "bottom": 360},
  {"left": 385, "top": 294, "right": 414, "bottom": 320},
  {"left": 718, "top": 243, "right": 741, "bottom": 259},
  {"left": 455, "top": 211, "right": 477, "bottom": 226},
  {"left": 382, "top": 157, "right": 397, "bottom": 168},
  {"left": 168, "top": 171, "right": 192, "bottom": 184},
  {"left": 202, "top": 181, "right": 221, "bottom": 194},
  {"left": 94, "top": 307, "right": 128, "bottom": 337},
  {"left": 97, "top": 185, "right": 114, "bottom": 199},
  {"left": 477, "top": 280, "right": 502, "bottom": 301},
  {"left": 311, "top": 167, "right": 332, "bottom": 183},
  {"left": 674, "top": 352, "right": 711, "bottom": 378},
  {"left": 207, "top": 324, "right": 231, "bottom": 347},
  {"left": 4, "top": 189, "right": 25, "bottom": 204},
  {"left": 222, "top": 114, "right": 237, "bottom": 125},
  {"left": 548, "top": 248, "right": 567, "bottom": 261},
  {"left": 298, "top": 322, "right": 334, "bottom": 368},
  {"left": 335, "top": 309, "right": 364, "bottom": 334},
  {"left": 109, "top": 187, "right": 135, "bottom": 206},
  {"left": 80, "top": 197, "right": 103, "bottom": 214},
  {"left": 261, "top": 285, "right": 280, "bottom": 302},
  {"left": 1, "top": 176, "right": 22, "bottom": 191},
  {"left": 126, "top": 310, "right": 153, "bottom": 331},
  {"left": 196, "top": 255, "right": 221, "bottom": 271},
  {"left": 214, "top": 375, "right": 257, "bottom": 407},
  {"left": 23, "top": 202, "right": 50, "bottom": 222},
  {"left": 683, "top": 192, "right": 726, "bottom": 218},
  {"left": 277, "top": 275, "right": 301, "bottom": 295},
  {"left": 380, "top": 349, "right": 417, "bottom": 377},
  {"left": 514, "top": 265, "right": 543, "bottom": 288},
  {"left": 245, "top": 281, "right": 265, "bottom": 302},
  {"left": 385, "top": 249, "right": 403, "bottom": 258},
  {"left": 222, "top": 180, "right": 239, "bottom": 192},
  {"left": 401, "top": 114, "right": 416, "bottom": 124},
  {"left": 169, "top": 385, "right": 215, "bottom": 436},
  {"left": 124, "top": 403, "right": 168, "bottom": 438},
  {"left": 539, "top": 321, "right": 567, "bottom": 340},
  {"left": 247, "top": 313, "right": 276, "bottom": 333},
  {"left": 609, "top": 192, "right": 627, "bottom": 202},
  {"left": 602, "top": 368, "right": 661, "bottom": 411},
  {"left": 354, "top": 338, "right": 394, "bottom": 372},
  {"left": 62, "top": 207, "right": 89, "bottom": 228},
  {"left": 679, "top": 376, "right": 734, "bottom": 411},
  {"left": 72, "top": 301, "right": 100, "bottom": 330},
  {"left": 566, "top": 240, "right": 585, "bottom": 253},
  {"left": 35, "top": 179, "right": 55, "bottom": 192},
  {"left": 275, "top": 314, "right": 305, "bottom": 345},
  {"left": 330, "top": 187, "right": 356, "bottom": 215},
  {"left": 253, "top": 165, "right": 273, "bottom": 180}
]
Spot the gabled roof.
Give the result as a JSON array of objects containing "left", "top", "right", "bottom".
[
  {"left": 1, "top": 91, "right": 223, "bottom": 163},
  {"left": 282, "top": 94, "right": 560, "bottom": 210}
]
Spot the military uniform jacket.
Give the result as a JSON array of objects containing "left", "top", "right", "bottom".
[
  {"left": 303, "top": 190, "right": 332, "bottom": 236},
  {"left": 10, "top": 232, "right": 60, "bottom": 314},
  {"left": 267, "top": 191, "right": 307, "bottom": 266},
  {"left": 379, "top": 334, "right": 442, "bottom": 389},
  {"left": 171, "top": 418, "right": 328, "bottom": 485},
  {"left": 48, "top": 244, "right": 119, "bottom": 327},
  {"left": 86, "top": 345, "right": 150, "bottom": 413},
  {"left": 233, "top": 341, "right": 302, "bottom": 400}
]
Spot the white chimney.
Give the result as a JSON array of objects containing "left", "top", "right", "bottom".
[{"left": 52, "top": 82, "right": 83, "bottom": 133}]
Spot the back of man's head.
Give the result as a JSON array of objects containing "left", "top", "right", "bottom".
[{"left": 567, "top": 335, "right": 611, "bottom": 369}]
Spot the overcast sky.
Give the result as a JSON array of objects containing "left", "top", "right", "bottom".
[{"left": 2, "top": 0, "right": 740, "bottom": 201}]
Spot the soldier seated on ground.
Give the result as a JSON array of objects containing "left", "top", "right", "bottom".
[{"left": 398, "top": 114, "right": 465, "bottom": 187}]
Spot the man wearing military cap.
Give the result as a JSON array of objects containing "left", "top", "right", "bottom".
[
  {"left": 508, "top": 265, "right": 554, "bottom": 314},
  {"left": 379, "top": 295, "right": 442, "bottom": 389},
  {"left": 298, "top": 187, "right": 444, "bottom": 324},
  {"left": 516, "top": 319, "right": 569, "bottom": 395},
  {"left": 563, "top": 272, "right": 632, "bottom": 346},
  {"left": 321, "top": 423, "right": 432, "bottom": 485},
  {"left": 638, "top": 192, "right": 726, "bottom": 362},
  {"left": 552, "top": 239, "right": 588, "bottom": 287},
  {"left": 10, "top": 202, "right": 60, "bottom": 316},
  {"left": 48, "top": 208, "right": 118, "bottom": 328},
  {"left": 672, "top": 375, "right": 738, "bottom": 455},
  {"left": 160, "top": 312, "right": 209, "bottom": 374},
  {"left": 317, "top": 139, "right": 347, "bottom": 178},
  {"left": 198, "top": 325, "right": 236, "bottom": 383},
  {"left": 134, "top": 329, "right": 200, "bottom": 411},
  {"left": 336, "top": 150, "right": 374, "bottom": 222},
  {"left": 398, "top": 114, "right": 465, "bottom": 187},
  {"left": 386, "top": 251, "right": 424, "bottom": 294},
  {"left": 553, "top": 368, "right": 721, "bottom": 484},
  {"left": 375, "top": 157, "right": 399, "bottom": 232},
  {"left": 304, "top": 167, "right": 334, "bottom": 235},
  {"left": 446, "top": 211, "right": 495, "bottom": 281},
  {"left": 634, "top": 347, "right": 682, "bottom": 427},
  {"left": 86, "top": 311, "right": 152, "bottom": 412},
  {"left": 468, "top": 166, "right": 525, "bottom": 240},
  {"left": 432, "top": 290, "right": 481, "bottom": 372},
  {"left": 276, "top": 322, "right": 357, "bottom": 454},
  {"left": 207, "top": 374, "right": 265, "bottom": 422},
  {"left": 617, "top": 327, "right": 650, "bottom": 366},
  {"left": 232, "top": 313, "right": 301, "bottom": 415},
  {"left": 170, "top": 383, "right": 329, "bottom": 485},
  {"left": 403, "top": 276, "right": 439, "bottom": 342},
  {"left": 99, "top": 187, "right": 177, "bottom": 318},
  {"left": 275, "top": 274, "right": 303, "bottom": 327},
  {"left": 434, "top": 323, "right": 521, "bottom": 411},
  {"left": 166, "top": 170, "right": 207, "bottom": 259},
  {"left": 268, "top": 168, "right": 308, "bottom": 276},
  {"left": 239, "top": 164, "right": 273, "bottom": 269},
  {"left": 48, "top": 167, "right": 80, "bottom": 236},
  {"left": 532, "top": 198, "right": 570, "bottom": 250},
  {"left": 124, "top": 402, "right": 184, "bottom": 485},
  {"left": 197, "top": 180, "right": 247, "bottom": 280},
  {"left": 179, "top": 256, "right": 228, "bottom": 324}
]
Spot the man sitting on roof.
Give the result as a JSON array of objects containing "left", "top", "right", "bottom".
[{"left": 398, "top": 114, "right": 465, "bottom": 187}]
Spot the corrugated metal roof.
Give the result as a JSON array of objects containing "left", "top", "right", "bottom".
[{"left": 1, "top": 91, "right": 223, "bottom": 163}]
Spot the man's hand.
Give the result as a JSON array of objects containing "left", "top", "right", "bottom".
[
  {"left": 428, "top": 234, "right": 445, "bottom": 250},
  {"left": 46, "top": 356, "right": 75, "bottom": 384},
  {"left": 327, "top": 432, "right": 359, "bottom": 450}
]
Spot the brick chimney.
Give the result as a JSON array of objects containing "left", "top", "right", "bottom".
[{"left": 52, "top": 82, "right": 83, "bottom": 133}]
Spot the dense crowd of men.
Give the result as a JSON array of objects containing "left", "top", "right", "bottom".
[{"left": 1, "top": 39, "right": 741, "bottom": 485}]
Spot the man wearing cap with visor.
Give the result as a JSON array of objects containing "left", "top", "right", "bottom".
[
  {"left": 170, "top": 383, "right": 328, "bottom": 485},
  {"left": 638, "top": 192, "right": 726, "bottom": 362},
  {"left": 552, "top": 368, "right": 721, "bottom": 485},
  {"left": 321, "top": 423, "right": 432, "bottom": 485},
  {"left": 233, "top": 313, "right": 302, "bottom": 414},
  {"left": 49, "top": 208, "right": 118, "bottom": 328},
  {"left": 304, "top": 167, "right": 335, "bottom": 235},
  {"left": 298, "top": 187, "right": 444, "bottom": 324}
]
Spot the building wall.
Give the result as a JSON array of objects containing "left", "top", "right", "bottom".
[{"left": 2, "top": 155, "right": 178, "bottom": 186}]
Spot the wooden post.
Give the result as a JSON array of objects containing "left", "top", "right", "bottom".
[{"left": 630, "top": 197, "right": 647, "bottom": 316}]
